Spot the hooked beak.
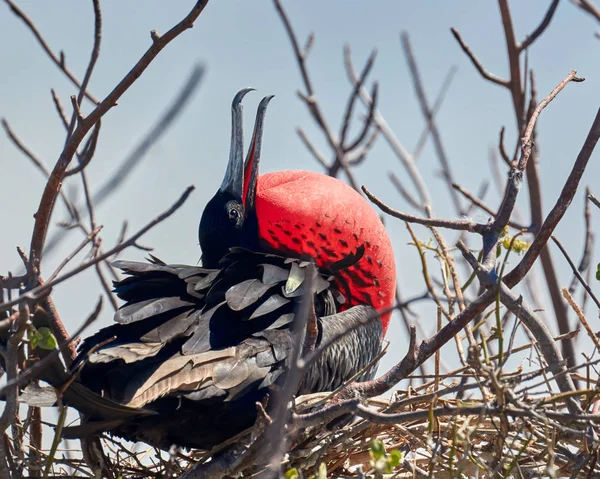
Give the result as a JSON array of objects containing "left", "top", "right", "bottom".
[{"left": 219, "top": 89, "right": 274, "bottom": 213}]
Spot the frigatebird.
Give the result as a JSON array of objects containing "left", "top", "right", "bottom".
[{"left": 39, "top": 90, "right": 396, "bottom": 450}]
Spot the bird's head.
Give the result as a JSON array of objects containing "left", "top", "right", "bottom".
[{"left": 199, "top": 89, "right": 273, "bottom": 268}]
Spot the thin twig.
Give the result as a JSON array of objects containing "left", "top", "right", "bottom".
[
  {"left": 450, "top": 27, "right": 509, "bottom": 87},
  {"left": 552, "top": 236, "right": 600, "bottom": 310},
  {"left": 562, "top": 288, "right": 600, "bottom": 352},
  {"left": 518, "top": 0, "right": 561, "bottom": 52},
  {"left": 43, "top": 64, "right": 204, "bottom": 258}
]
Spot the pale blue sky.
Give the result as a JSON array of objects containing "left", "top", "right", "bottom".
[{"left": 1, "top": 1, "right": 599, "bottom": 373}]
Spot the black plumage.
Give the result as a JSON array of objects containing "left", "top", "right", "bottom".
[{"left": 51, "top": 248, "right": 382, "bottom": 450}]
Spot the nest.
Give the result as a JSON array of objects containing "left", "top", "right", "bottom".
[{"left": 5, "top": 333, "right": 600, "bottom": 479}]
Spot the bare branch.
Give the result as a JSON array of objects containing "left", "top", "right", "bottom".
[
  {"left": 562, "top": 288, "right": 600, "bottom": 352},
  {"left": 492, "top": 71, "right": 583, "bottom": 238},
  {"left": 389, "top": 172, "right": 422, "bottom": 210},
  {"left": 552, "top": 236, "right": 600, "bottom": 310},
  {"left": 1, "top": 119, "right": 77, "bottom": 222},
  {"left": 573, "top": 0, "right": 600, "bottom": 24},
  {"left": 589, "top": 192, "right": 600, "bottom": 209},
  {"left": 450, "top": 27, "right": 509, "bottom": 87},
  {"left": 518, "top": 0, "right": 560, "bottom": 52},
  {"left": 65, "top": 120, "right": 102, "bottom": 177},
  {"left": 452, "top": 183, "right": 529, "bottom": 230},
  {"left": 498, "top": 126, "right": 511, "bottom": 166},
  {"left": 296, "top": 127, "right": 329, "bottom": 170},
  {"left": 412, "top": 66, "right": 457, "bottom": 160},
  {"left": 46, "top": 227, "right": 102, "bottom": 285},
  {"left": 339, "top": 47, "right": 377, "bottom": 148},
  {"left": 362, "top": 186, "right": 487, "bottom": 233},
  {"left": 568, "top": 186, "right": 595, "bottom": 295}
]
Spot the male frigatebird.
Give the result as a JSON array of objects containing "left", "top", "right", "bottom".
[{"left": 40, "top": 89, "right": 396, "bottom": 450}]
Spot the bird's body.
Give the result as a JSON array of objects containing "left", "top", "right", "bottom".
[
  {"left": 40, "top": 90, "right": 396, "bottom": 450},
  {"left": 66, "top": 249, "right": 382, "bottom": 449}
]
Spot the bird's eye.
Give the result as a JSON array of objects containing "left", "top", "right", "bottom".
[{"left": 228, "top": 208, "right": 240, "bottom": 222}]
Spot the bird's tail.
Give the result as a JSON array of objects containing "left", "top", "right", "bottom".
[{"left": 0, "top": 307, "right": 155, "bottom": 431}]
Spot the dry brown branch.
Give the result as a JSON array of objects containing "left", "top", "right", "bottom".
[
  {"left": 573, "top": 0, "right": 600, "bottom": 25},
  {"left": 1, "top": 119, "right": 76, "bottom": 221},
  {"left": 0, "top": 303, "right": 29, "bottom": 476},
  {"left": 518, "top": 0, "right": 561, "bottom": 52},
  {"left": 451, "top": 182, "right": 529, "bottom": 231},
  {"left": 362, "top": 186, "right": 487, "bottom": 233},
  {"left": 568, "top": 186, "right": 594, "bottom": 295},
  {"left": 450, "top": 28, "right": 509, "bottom": 87}
]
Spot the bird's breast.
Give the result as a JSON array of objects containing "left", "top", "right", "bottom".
[{"left": 255, "top": 170, "right": 396, "bottom": 333}]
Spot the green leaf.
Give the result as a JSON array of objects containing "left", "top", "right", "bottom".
[
  {"left": 29, "top": 325, "right": 58, "bottom": 351},
  {"left": 30, "top": 333, "right": 39, "bottom": 351},
  {"left": 389, "top": 449, "right": 403, "bottom": 468},
  {"left": 369, "top": 440, "right": 404, "bottom": 474},
  {"left": 596, "top": 263, "right": 600, "bottom": 281},
  {"left": 285, "top": 468, "right": 299, "bottom": 479},
  {"left": 36, "top": 327, "right": 58, "bottom": 350},
  {"left": 370, "top": 439, "right": 385, "bottom": 459}
]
